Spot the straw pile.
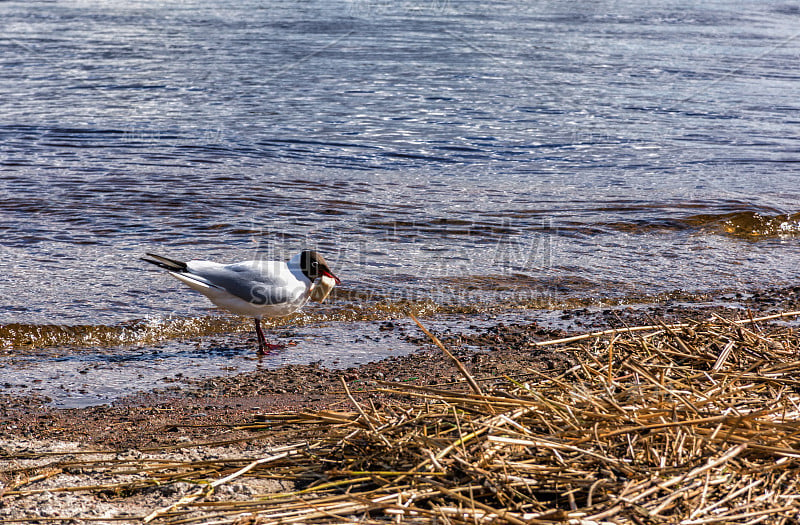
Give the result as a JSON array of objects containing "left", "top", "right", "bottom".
[{"left": 4, "top": 311, "right": 800, "bottom": 524}]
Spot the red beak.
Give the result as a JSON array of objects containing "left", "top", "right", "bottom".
[{"left": 323, "top": 270, "right": 341, "bottom": 285}]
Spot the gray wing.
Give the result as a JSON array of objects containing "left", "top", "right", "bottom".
[{"left": 187, "top": 261, "right": 300, "bottom": 305}]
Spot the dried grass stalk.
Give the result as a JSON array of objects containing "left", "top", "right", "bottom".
[{"left": 4, "top": 311, "right": 800, "bottom": 524}]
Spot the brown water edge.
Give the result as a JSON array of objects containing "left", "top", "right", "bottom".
[
  {"left": 0, "top": 283, "right": 788, "bottom": 353},
  {"left": 2, "top": 285, "right": 798, "bottom": 410}
]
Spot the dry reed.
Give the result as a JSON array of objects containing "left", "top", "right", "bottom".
[{"left": 3, "top": 311, "right": 800, "bottom": 524}]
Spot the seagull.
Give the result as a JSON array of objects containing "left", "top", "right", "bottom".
[{"left": 141, "top": 250, "right": 340, "bottom": 354}]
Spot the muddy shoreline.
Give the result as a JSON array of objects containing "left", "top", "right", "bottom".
[
  {"left": 2, "top": 287, "right": 800, "bottom": 522},
  {"left": 3, "top": 286, "right": 799, "bottom": 449}
]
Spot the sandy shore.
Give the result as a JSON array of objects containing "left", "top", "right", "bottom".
[{"left": 2, "top": 286, "right": 800, "bottom": 522}]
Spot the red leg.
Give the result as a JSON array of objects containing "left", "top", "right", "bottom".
[
  {"left": 254, "top": 318, "right": 266, "bottom": 354},
  {"left": 254, "top": 318, "right": 284, "bottom": 354}
]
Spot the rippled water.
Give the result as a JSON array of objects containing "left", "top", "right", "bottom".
[{"left": 1, "top": 0, "right": 799, "bottom": 404}]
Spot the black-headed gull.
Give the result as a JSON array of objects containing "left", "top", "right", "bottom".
[{"left": 141, "top": 250, "right": 340, "bottom": 354}]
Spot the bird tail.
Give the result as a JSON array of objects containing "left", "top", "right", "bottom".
[{"left": 141, "top": 253, "right": 188, "bottom": 272}]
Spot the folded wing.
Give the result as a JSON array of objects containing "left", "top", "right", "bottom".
[{"left": 184, "top": 260, "right": 302, "bottom": 306}]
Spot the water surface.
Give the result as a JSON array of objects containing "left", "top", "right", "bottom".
[{"left": 1, "top": 0, "right": 799, "bottom": 405}]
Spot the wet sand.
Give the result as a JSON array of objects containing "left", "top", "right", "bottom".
[{"left": 2, "top": 286, "right": 800, "bottom": 521}]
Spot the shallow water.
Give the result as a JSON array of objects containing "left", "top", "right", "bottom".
[
  {"left": 1, "top": 0, "right": 799, "bottom": 406},
  {"left": 2, "top": 319, "right": 422, "bottom": 408}
]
